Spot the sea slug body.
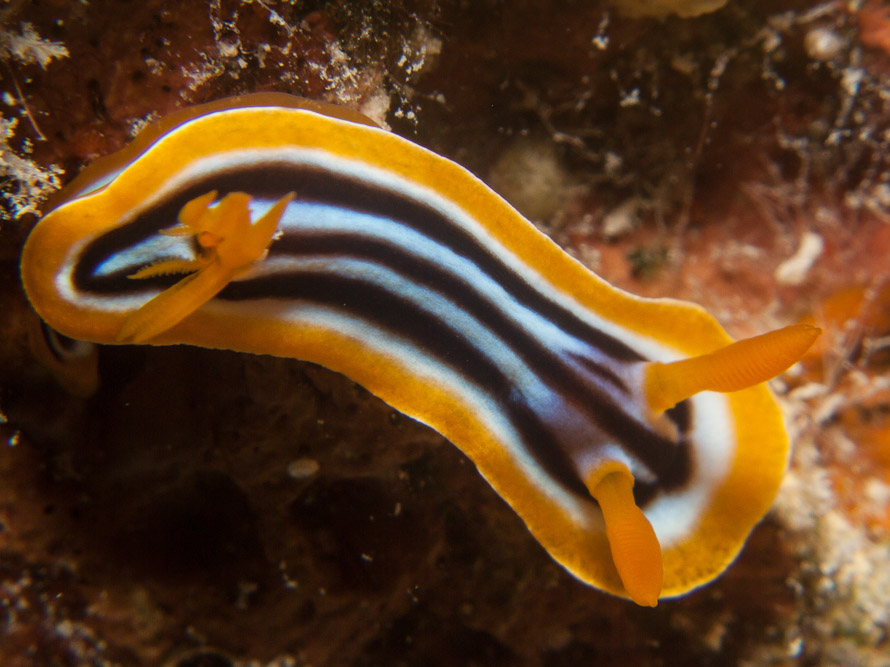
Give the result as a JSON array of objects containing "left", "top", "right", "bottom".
[{"left": 20, "top": 92, "right": 818, "bottom": 605}]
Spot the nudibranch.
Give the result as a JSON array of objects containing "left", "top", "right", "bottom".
[{"left": 20, "top": 92, "right": 818, "bottom": 606}]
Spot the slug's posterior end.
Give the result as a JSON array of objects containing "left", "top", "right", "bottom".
[
  {"left": 587, "top": 462, "right": 663, "bottom": 607},
  {"left": 644, "top": 323, "right": 822, "bottom": 414},
  {"left": 26, "top": 314, "right": 100, "bottom": 398}
]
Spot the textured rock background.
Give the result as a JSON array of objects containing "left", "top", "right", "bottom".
[{"left": 2, "top": 1, "right": 890, "bottom": 665}]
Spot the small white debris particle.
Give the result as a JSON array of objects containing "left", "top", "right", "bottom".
[
  {"left": 278, "top": 560, "right": 299, "bottom": 590},
  {"left": 604, "top": 151, "right": 623, "bottom": 175},
  {"left": 601, "top": 199, "right": 640, "bottom": 239},
  {"left": 128, "top": 112, "right": 159, "bottom": 138},
  {"left": 592, "top": 12, "right": 610, "bottom": 50},
  {"left": 841, "top": 67, "right": 864, "bottom": 97},
  {"left": 287, "top": 457, "right": 320, "bottom": 479},
  {"left": 619, "top": 88, "right": 641, "bottom": 107},
  {"left": 804, "top": 27, "right": 844, "bottom": 62},
  {"left": 775, "top": 231, "right": 824, "bottom": 285}
]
